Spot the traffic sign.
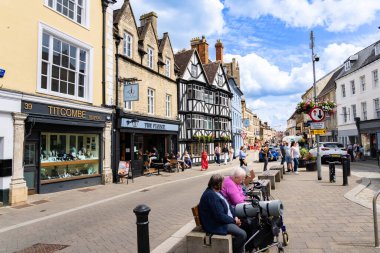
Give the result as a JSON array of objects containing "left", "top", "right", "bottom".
[
  {"left": 310, "top": 122, "right": 325, "bottom": 130},
  {"left": 310, "top": 129, "right": 326, "bottom": 135},
  {"left": 309, "top": 107, "right": 325, "bottom": 122}
]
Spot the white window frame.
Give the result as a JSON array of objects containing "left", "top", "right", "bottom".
[
  {"left": 373, "top": 70, "right": 378, "bottom": 88},
  {"left": 148, "top": 88, "right": 155, "bottom": 114},
  {"left": 350, "top": 80, "right": 355, "bottom": 95},
  {"left": 351, "top": 104, "right": 356, "bottom": 119},
  {"left": 147, "top": 47, "right": 154, "bottom": 69},
  {"left": 44, "top": 0, "right": 90, "bottom": 28},
  {"left": 165, "top": 58, "right": 171, "bottom": 77},
  {"left": 123, "top": 32, "right": 132, "bottom": 58},
  {"left": 361, "top": 102, "right": 367, "bottom": 120},
  {"left": 37, "top": 22, "right": 93, "bottom": 103},
  {"left": 374, "top": 98, "right": 380, "bottom": 119},
  {"left": 342, "top": 107, "right": 347, "bottom": 123},
  {"left": 341, "top": 84, "right": 346, "bottom": 98},
  {"left": 375, "top": 44, "right": 380, "bottom": 56},
  {"left": 360, "top": 75, "right": 366, "bottom": 92},
  {"left": 165, "top": 94, "right": 171, "bottom": 117},
  {"left": 344, "top": 61, "right": 351, "bottom": 71}
]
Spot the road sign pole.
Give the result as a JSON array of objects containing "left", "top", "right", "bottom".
[{"left": 311, "top": 31, "right": 322, "bottom": 180}]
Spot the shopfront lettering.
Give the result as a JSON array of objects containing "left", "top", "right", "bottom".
[
  {"left": 48, "top": 106, "right": 86, "bottom": 118},
  {"left": 144, "top": 123, "right": 165, "bottom": 130}
]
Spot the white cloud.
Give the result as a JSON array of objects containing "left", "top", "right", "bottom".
[
  {"left": 114, "top": 0, "right": 225, "bottom": 50},
  {"left": 321, "top": 43, "right": 364, "bottom": 70},
  {"left": 224, "top": 0, "right": 380, "bottom": 32}
]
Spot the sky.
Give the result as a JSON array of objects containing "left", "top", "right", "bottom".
[{"left": 113, "top": 0, "right": 380, "bottom": 131}]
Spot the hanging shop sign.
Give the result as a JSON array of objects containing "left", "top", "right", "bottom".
[
  {"left": 124, "top": 83, "right": 139, "bottom": 101},
  {"left": 121, "top": 118, "right": 178, "bottom": 132}
]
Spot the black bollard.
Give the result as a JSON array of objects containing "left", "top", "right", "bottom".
[
  {"left": 133, "top": 204, "right": 151, "bottom": 253},
  {"left": 329, "top": 162, "right": 336, "bottom": 183},
  {"left": 342, "top": 157, "right": 348, "bottom": 186},
  {"left": 346, "top": 155, "right": 351, "bottom": 176}
]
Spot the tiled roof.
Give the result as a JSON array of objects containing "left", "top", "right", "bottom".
[
  {"left": 318, "top": 66, "right": 343, "bottom": 98},
  {"left": 203, "top": 62, "right": 219, "bottom": 84},
  {"left": 336, "top": 39, "right": 380, "bottom": 80},
  {"left": 174, "top": 49, "right": 194, "bottom": 77}
]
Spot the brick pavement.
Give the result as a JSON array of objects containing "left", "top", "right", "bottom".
[
  {"left": 168, "top": 159, "right": 380, "bottom": 253},
  {"left": 1, "top": 154, "right": 379, "bottom": 253}
]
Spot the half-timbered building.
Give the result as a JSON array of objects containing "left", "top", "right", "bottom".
[{"left": 174, "top": 36, "right": 232, "bottom": 164}]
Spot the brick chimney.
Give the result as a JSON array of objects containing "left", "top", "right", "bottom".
[
  {"left": 190, "top": 35, "right": 209, "bottom": 64},
  {"left": 140, "top": 12, "right": 158, "bottom": 37},
  {"left": 215, "top": 39, "right": 224, "bottom": 63}
]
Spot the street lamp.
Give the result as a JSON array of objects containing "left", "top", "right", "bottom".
[{"left": 310, "top": 30, "right": 322, "bottom": 180}]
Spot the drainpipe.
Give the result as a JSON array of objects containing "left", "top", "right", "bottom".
[{"left": 101, "top": 0, "right": 116, "bottom": 106}]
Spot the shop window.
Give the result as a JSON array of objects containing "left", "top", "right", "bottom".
[
  {"left": 24, "top": 143, "right": 36, "bottom": 166},
  {"left": 40, "top": 132, "right": 99, "bottom": 183}
]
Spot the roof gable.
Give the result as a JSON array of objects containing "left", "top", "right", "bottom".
[{"left": 174, "top": 49, "right": 208, "bottom": 83}]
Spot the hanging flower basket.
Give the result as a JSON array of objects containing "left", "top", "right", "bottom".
[{"left": 296, "top": 100, "right": 336, "bottom": 114}]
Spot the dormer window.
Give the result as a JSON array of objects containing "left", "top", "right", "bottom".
[
  {"left": 344, "top": 61, "right": 351, "bottom": 71},
  {"left": 123, "top": 32, "right": 132, "bottom": 58},
  {"left": 375, "top": 43, "right": 380, "bottom": 56},
  {"left": 147, "top": 47, "right": 153, "bottom": 69}
]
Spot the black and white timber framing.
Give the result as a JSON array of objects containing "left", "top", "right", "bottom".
[{"left": 175, "top": 49, "right": 232, "bottom": 164}]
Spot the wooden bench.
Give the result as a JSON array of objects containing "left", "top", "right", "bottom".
[
  {"left": 187, "top": 205, "right": 233, "bottom": 253},
  {"left": 257, "top": 170, "right": 280, "bottom": 190},
  {"left": 270, "top": 165, "right": 284, "bottom": 179}
]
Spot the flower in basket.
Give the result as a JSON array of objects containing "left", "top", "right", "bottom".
[
  {"left": 304, "top": 152, "right": 316, "bottom": 161},
  {"left": 299, "top": 147, "right": 309, "bottom": 160},
  {"left": 316, "top": 100, "right": 336, "bottom": 114}
]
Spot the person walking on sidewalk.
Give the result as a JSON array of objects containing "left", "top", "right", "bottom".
[
  {"left": 215, "top": 145, "right": 221, "bottom": 165},
  {"left": 201, "top": 150, "right": 209, "bottom": 171},
  {"left": 260, "top": 142, "right": 270, "bottom": 171},
  {"left": 284, "top": 142, "right": 293, "bottom": 172},
  {"left": 222, "top": 144, "right": 229, "bottom": 165},
  {"left": 347, "top": 143, "right": 354, "bottom": 162},
  {"left": 238, "top": 146, "right": 247, "bottom": 167},
  {"left": 291, "top": 141, "right": 300, "bottom": 174},
  {"left": 229, "top": 146, "right": 234, "bottom": 164},
  {"left": 279, "top": 141, "right": 286, "bottom": 165}
]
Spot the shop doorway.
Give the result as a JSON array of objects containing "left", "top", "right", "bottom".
[{"left": 24, "top": 141, "right": 38, "bottom": 195}]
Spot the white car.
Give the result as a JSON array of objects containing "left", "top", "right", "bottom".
[{"left": 309, "top": 142, "right": 347, "bottom": 163}]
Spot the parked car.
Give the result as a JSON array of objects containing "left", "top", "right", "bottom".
[
  {"left": 259, "top": 147, "right": 279, "bottom": 162},
  {"left": 309, "top": 142, "right": 347, "bottom": 163}
]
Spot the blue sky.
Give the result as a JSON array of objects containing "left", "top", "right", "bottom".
[{"left": 114, "top": 0, "right": 380, "bottom": 131}]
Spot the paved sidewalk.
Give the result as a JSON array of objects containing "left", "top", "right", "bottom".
[
  {"left": 168, "top": 159, "right": 380, "bottom": 253},
  {"left": 1, "top": 155, "right": 379, "bottom": 253}
]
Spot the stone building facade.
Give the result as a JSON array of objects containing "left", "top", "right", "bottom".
[{"left": 113, "top": 1, "right": 179, "bottom": 177}]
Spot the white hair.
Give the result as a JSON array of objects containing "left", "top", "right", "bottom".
[{"left": 232, "top": 167, "right": 246, "bottom": 178}]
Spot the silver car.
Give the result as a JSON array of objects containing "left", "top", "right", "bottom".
[{"left": 309, "top": 142, "right": 347, "bottom": 163}]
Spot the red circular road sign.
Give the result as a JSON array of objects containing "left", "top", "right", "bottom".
[{"left": 309, "top": 107, "right": 325, "bottom": 122}]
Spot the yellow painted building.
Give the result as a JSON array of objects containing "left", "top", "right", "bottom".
[{"left": 0, "top": 0, "right": 114, "bottom": 205}]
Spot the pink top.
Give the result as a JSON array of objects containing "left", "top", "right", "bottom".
[{"left": 221, "top": 176, "right": 245, "bottom": 206}]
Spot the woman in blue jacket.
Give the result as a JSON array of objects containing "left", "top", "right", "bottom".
[{"left": 199, "top": 174, "right": 247, "bottom": 253}]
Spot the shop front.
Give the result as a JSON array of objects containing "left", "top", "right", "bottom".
[
  {"left": 21, "top": 100, "right": 112, "bottom": 194},
  {"left": 360, "top": 119, "right": 380, "bottom": 158},
  {"left": 117, "top": 115, "right": 179, "bottom": 177}
]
